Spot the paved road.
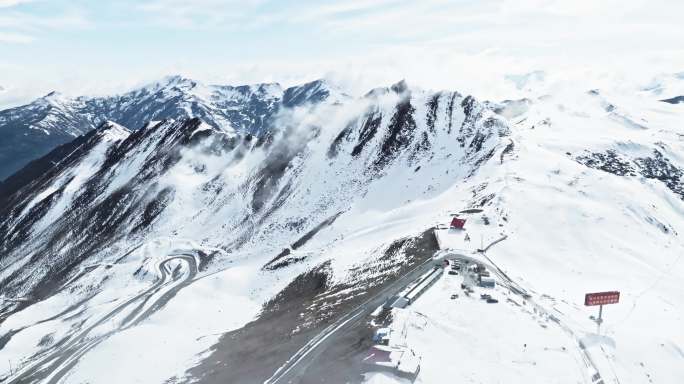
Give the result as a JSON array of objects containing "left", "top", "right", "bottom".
[
  {"left": 263, "top": 250, "right": 509, "bottom": 384},
  {"left": 263, "top": 253, "right": 465, "bottom": 384},
  {"left": 265, "top": 247, "right": 606, "bottom": 384},
  {"left": 5, "top": 252, "right": 199, "bottom": 384},
  {"left": 264, "top": 250, "right": 513, "bottom": 384}
]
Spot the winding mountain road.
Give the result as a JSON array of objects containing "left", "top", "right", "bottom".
[{"left": 6, "top": 252, "right": 199, "bottom": 384}]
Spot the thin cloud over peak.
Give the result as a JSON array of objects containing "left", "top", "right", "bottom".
[{"left": 0, "top": 0, "right": 682, "bottom": 108}]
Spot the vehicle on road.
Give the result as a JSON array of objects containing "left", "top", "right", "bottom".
[
  {"left": 373, "top": 328, "right": 391, "bottom": 345},
  {"left": 590, "top": 371, "right": 604, "bottom": 384},
  {"left": 479, "top": 276, "right": 496, "bottom": 288}
]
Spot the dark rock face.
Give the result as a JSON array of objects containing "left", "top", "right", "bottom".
[
  {"left": 426, "top": 93, "right": 441, "bottom": 133},
  {"left": 0, "top": 82, "right": 514, "bottom": 383},
  {"left": 0, "top": 83, "right": 508, "bottom": 321},
  {"left": 0, "top": 98, "right": 97, "bottom": 181},
  {"left": 577, "top": 149, "right": 684, "bottom": 200},
  {"left": 446, "top": 92, "right": 459, "bottom": 134},
  {"left": 459, "top": 96, "right": 482, "bottom": 147},
  {"left": 351, "top": 110, "right": 382, "bottom": 157},
  {"left": 374, "top": 98, "right": 417, "bottom": 168},
  {"left": 661, "top": 96, "right": 684, "bottom": 104},
  {"left": 0, "top": 119, "right": 207, "bottom": 302},
  {"left": 0, "top": 130, "right": 95, "bottom": 206},
  {"left": 635, "top": 150, "right": 684, "bottom": 199},
  {"left": 576, "top": 150, "right": 637, "bottom": 176},
  {"left": 327, "top": 122, "right": 354, "bottom": 158},
  {"left": 0, "top": 78, "right": 338, "bottom": 181},
  {"left": 500, "top": 139, "right": 515, "bottom": 164},
  {"left": 282, "top": 80, "right": 332, "bottom": 107},
  {"left": 251, "top": 129, "right": 302, "bottom": 212}
]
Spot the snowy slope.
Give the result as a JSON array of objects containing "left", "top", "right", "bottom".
[
  {"left": 0, "top": 81, "right": 508, "bottom": 383},
  {"left": 0, "top": 76, "right": 347, "bottom": 180},
  {"left": 365, "top": 76, "right": 684, "bottom": 384},
  {"left": 481, "top": 84, "right": 684, "bottom": 384},
  {"left": 0, "top": 73, "right": 682, "bottom": 384}
]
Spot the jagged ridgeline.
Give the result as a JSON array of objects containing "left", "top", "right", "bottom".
[
  {"left": 1, "top": 74, "right": 683, "bottom": 384},
  {"left": 0, "top": 79, "right": 508, "bottom": 307},
  {"left": 0, "top": 78, "right": 509, "bottom": 383},
  {"left": 0, "top": 77, "right": 335, "bottom": 181}
]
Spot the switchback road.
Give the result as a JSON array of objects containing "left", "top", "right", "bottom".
[{"left": 6, "top": 252, "right": 199, "bottom": 384}]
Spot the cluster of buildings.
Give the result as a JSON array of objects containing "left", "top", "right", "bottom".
[{"left": 360, "top": 212, "right": 499, "bottom": 381}]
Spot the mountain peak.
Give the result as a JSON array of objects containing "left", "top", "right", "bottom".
[
  {"left": 141, "top": 75, "right": 199, "bottom": 94},
  {"left": 96, "top": 120, "right": 131, "bottom": 141},
  {"left": 35, "top": 90, "right": 69, "bottom": 107},
  {"left": 282, "top": 79, "right": 330, "bottom": 107},
  {"left": 390, "top": 79, "right": 409, "bottom": 94},
  {"left": 42, "top": 90, "right": 66, "bottom": 99},
  {"left": 281, "top": 78, "right": 352, "bottom": 107},
  {"left": 163, "top": 74, "right": 197, "bottom": 87}
]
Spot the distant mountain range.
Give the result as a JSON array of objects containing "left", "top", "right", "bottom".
[{"left": 0, "top": 76, "right": 347, "bottom": 180}]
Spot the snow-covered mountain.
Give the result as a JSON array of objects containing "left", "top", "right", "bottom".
[
  {"left": 0, "top": 76, "right": 346, "bottom": 181},
  {"left": 0, "top": 81, "right": 508, "bottom": 382},
  {"left": 0, "top": 75, "right": 683, "bottom": 384}
]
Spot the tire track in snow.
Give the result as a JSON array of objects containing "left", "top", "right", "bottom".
[
  {"left": 479, "top": 249, "right": 610, "bottom": 384},
  {"left": 5, "top": 253, "right": 199, "bottom": 384}
]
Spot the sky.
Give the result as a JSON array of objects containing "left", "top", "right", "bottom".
[{"left": 1, "top": 0, "right": 683, "bottom": 108}]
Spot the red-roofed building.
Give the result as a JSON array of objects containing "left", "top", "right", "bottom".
[{"left": 450, "top": 217, "right": 466, "bottom": 229}]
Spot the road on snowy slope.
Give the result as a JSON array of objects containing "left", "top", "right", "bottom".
[
  {"left": 264, "top": 255, "right": 449, "bottom": 384},
  {"left": 6, "top": 252, "right": 200, "bottom": 384},
  {"left": 472, "top": 249, "right": 608, "bottom": 384},
  {"left": 266, "top": 248, "right": 607, "bottom": 384}
]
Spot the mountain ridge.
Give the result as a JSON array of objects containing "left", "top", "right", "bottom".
[
  {"left": 0, "top": 76, "right": 350, "bottom": 181},
  {"left": 0, "top": 78, "right": 682, "bottom": 384}
]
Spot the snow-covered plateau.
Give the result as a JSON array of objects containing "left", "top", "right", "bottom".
[{"left": 0, "top": 73, "right": 682, "bottom": 384}]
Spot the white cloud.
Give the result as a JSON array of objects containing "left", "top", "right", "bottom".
[
  {"left": 0, "top": 6, "right": 90, "bottom": 47},
  {"left": 0, "top": 9, "right": 91, "bottom": 31},
  {"left": 135, "top": 0, "right": 265, "bottom": 28},
  {"left": 0, "top": 0, "right": 33, "bottom": 8},
  {"left": 0, "top": 0, "right": 683, "bottom": 107},
  {"left": 0, "top": 31, "right": 33, "bottom": 43}
]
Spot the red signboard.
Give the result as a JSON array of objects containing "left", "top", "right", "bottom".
[{"left": 584, "top": 291, "right": 620, "bottom": 306}]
